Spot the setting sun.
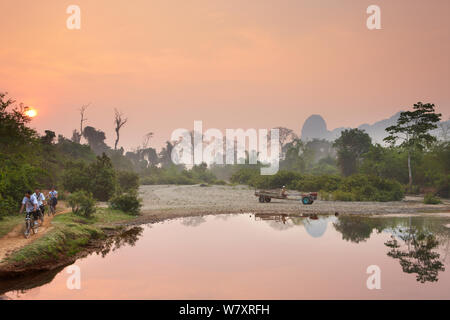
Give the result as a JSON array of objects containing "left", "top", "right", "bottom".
[{"left": 25, "top": 109, "right": 37, "bottom": 118}]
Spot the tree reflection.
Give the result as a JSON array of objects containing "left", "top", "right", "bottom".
[
  {"left": 181, "top": 216, "right": 207, "bottom": 227},
  {"left": 385, "top": 228, "right": 445, "bottom": 283},
  {"left": 333, "top": 216, "right": 375, "bottom": 243},
  {"left": 97, "top": 226, "right": 144, "bottom": 258}
]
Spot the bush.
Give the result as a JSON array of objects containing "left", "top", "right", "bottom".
[
  {"left": 230, "top": 166, "right": 260, "bottom": 185},
  {"left": 332, "top": 190, "right": 355, "bottom": 201},
  {"left": 332, "top": 175, "right": 404, "bottom": 202},
  {"left": 109, "top": 192, "right": 142, "bottom": 215},
  {"left": 62, "top": 154, "right": 117, "bottom": 201},
  {"left": 117, "top": 170, "right": 140, "bottom": 192},
  {"left": 424, "top": 193, "right": 442, "bottom": 205},
  {"left": 67, "top": 191, "right": 96, "bottom": 218},
  {"left": 212, "top": 179, "right": 227, "bottom": 185}
]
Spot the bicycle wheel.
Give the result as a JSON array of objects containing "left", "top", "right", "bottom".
[
  {"left": 24, "top": 220, "right": 31, "bottom": 238},
  {"left": 33, "top": 220, "right": 39, "bottom": 234}
]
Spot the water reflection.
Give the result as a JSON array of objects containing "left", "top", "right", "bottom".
[
  {"left": 385, "top": 230, "right": 445, "bottom": 283},
  {"left": 255, "top": 213, "right": 333, "bottom": 236},
  {"left": 96, "top": 227, "right": 144, "bottom": 258},
  {"left": 2, "top": 214, "right": 450, "bottom": 299},
  {"left": 333, "top": 215, "right": 450, "bottom": 283},
  {"left": 181, "top": 216, "right": 207, "bottom": 227},
  {"left": 0, "top": 226, "right": 144, "bottom": 297},
  {"left": 256, "top": 213, "right": 450, "bottom": 283}
]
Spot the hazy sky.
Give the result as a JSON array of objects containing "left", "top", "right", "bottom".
[{"left": 1, "top": 0, "right": 449, "bottom": 150}]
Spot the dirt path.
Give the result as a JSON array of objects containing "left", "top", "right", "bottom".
[{"left": 0, "top": 207, "right": 69, "bottom": 263}]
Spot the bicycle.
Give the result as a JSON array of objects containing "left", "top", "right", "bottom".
[
  {"left": 24, "top": 212, "right": 39, "bottom": 239},
  {"left": 36, "top": 206, "right": 44, "bottom": 224},
  {"left": 48, "top": 198, "right": 57, "bottom": 216}
]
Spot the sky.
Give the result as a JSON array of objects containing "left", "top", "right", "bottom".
[{"left": 1, "top": 0, "right": 449, "bottom": 150}]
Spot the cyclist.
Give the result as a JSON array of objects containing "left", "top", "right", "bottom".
[
  {"left": 19, "top": 190, "right": 39, "bottom": 236},
  {"left": 32, "top": 188, "right": 46, "bottom": 224},
  {"left": 47, "top": 186, "right": 58, "bottom": 215}
]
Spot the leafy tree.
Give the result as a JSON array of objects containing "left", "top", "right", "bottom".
[
  {"left": 117, "top": 170, "right": 140, "bottom": 192},
  {"left": 281, "top": 139, "right": 307, "bottom": 172},
  {"left": 334, "top": 129, "right": 372, "bottom": 176},
  {"left": 360, "top": 144, "right": 409, "bottom": 183},
  {"left": 88, "top": 153, "right": 117, "bottom": 201},
  {"left": 62, "top": 154, "right": 117, "bottom": 201},
  {"left": 41, "top": 130, "right": 56, "bottom": 145},
  {"left": 0, "top": 92, "right": 38, "bottom": 153},
  {"left": 83, "top": 126, "right": 109, "bottom": 155},
  {"left": 384, "top": 102, "right": 442, "bottom": 188}
]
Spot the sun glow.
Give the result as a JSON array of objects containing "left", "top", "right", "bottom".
[{"left": 25, "top": 109, "right": 37, "bottom": 118}]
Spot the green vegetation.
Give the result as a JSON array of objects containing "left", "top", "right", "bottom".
[
  {"left": 334, "top": 129, "right": 372, "bottom": 176},
  {"left": 67, "top": 191, "right": 97, "bottom": 218},
  {"left": 384, "top": 102, "right": 442, "bottom": 189},
  {"left": 0, "top": 91, "right": 448, "bottom": 229},
  {"left": 424, "top": 193, "right": 442, "bottom": 205},
  {"left": 62, "top": 154, "right": 117, "bottom": 201},
  {"left": 109, "top": 192, "right": 142, "bottom": 215},
  {"left": 0, "top": 215, "right": 23, "bottom": 238},
  {"left": 331, "top": 175, "right": 403, "bottom": 202},
  {"left": 231, "top": 168, "right": 404, "bottom": 202},
  {"left": 3, "top": 208, "right": 135, "bottom": 266}
]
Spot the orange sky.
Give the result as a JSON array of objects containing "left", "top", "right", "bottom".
[{"left": 1, "top": 0, "right": 449, "bottom": 149}]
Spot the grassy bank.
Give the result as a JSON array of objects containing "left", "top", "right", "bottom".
[
  {"left": 0, "top": 215, "right": 23, "bottom": 238},
  {"left": 2, "top": 208, "right": 135, "bottom": 267}
]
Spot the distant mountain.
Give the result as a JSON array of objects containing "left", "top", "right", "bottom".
[{"left": 301, "top": 112, "right": 449, "bottom": 143}]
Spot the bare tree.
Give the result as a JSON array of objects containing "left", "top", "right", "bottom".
[
  {"left": 80, "top": 103, "right": 90, "bottom": 134},
  {"left": 114, "top": 108, "right": 128, "bottom": 150},
  {"left": 142, "top": 132, "right": 154, "bottom": 149},
  {"left": 72, "top": 103, "right": 90, "bottom": 143},
  {"left": 269, "top": 127, "right": 298, "bottom": 159}
]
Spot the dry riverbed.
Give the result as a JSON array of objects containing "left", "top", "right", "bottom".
[{"left": 135, "top": 185, "right": 450, "bottom": 223}]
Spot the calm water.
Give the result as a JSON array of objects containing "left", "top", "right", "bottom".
[{"left": 1, "top": 214, "right": 450, "bottom": 300}]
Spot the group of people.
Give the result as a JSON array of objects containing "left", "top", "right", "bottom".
[{"left": 19, "top": 187, "right": 59, "bottom": 225}]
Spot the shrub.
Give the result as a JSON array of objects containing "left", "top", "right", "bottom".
[
  {"left": 332, "top": 175, "right": 404, "bottom": 202},
  {"left": 109, "top": 192, "right": 142, "bottom": 215},
  {"left": 117, "top": 170, "right": 140, "bottom": 192},
  {"left": 332, "top": 190, "right": 355, "bottom": 201},
  {"left": 67, "top": 191, "right": 96, "bottom": 218},
  {"left": 212, "top": 179, "right": 227, "bottom": 185},
  {"left": 230, "top": 167, "right": 259, "bottom": 185},
  {"left": 62, "top": 154, "right": 117, "bottom": 201},
  {"left": 296, "top": 174, "right": 342, "bottom": 192},
  {"left": 424, "top": 193, "right": 442, "bottom": 205}
]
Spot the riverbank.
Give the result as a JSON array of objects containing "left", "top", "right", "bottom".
[
  {"left": 0, "top": 208, "right": 136, "bottom": 277},
  {"left": 1, "top": 184, "right": 449, "bottom": 277}
]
